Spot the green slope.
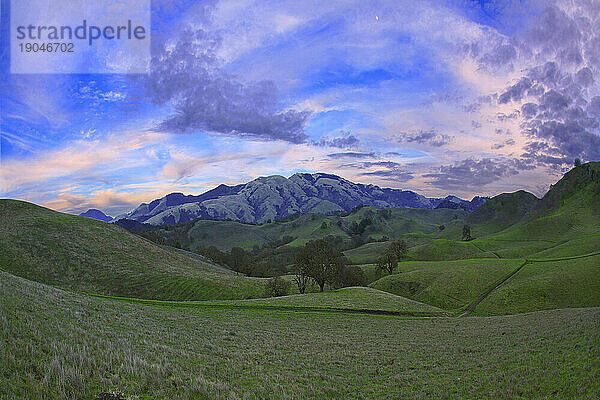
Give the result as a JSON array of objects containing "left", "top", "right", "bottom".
[
  {"left": 474, "top": 164, "right": 600, "bottom": 258},
  {"left": 147, "top": 206, "right": 468, "bottom": 251},
  {"left": 437, "top": 190, "right": 539, "bottom": 239},
  {"left": 2, "top": 270, "right": 599, "bottom": 399},
  {"left": 0, "top": 200, "right": 265, "bottom": 301},
  {"left": 474, "top": 253, "right": 600, "bottom": 315},
  {"left": 203, "top": 286, "right": 445, "bottom": 315},
  {"left": 368, "top": 259, "right": 524, "bottom": 312}
]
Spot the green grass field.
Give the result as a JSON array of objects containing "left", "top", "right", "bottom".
[
  {"left": 0, "top": 200, "right": 265, "bottom": 301},
  {"left": 2, "top": 270, "right": 599, "bottom": 400},
  {"left": 369, "top": 259, "right": 525, "bottom": 312},
  {"left": 474, "top": 254, "right": 600, "bottom": 315},
  {"left": 202, "top": 287, "right": 445, "bottom": 315}
]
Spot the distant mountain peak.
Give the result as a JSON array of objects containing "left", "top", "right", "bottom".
[{"left": 79, "top": 209, "right": 112, "bottom": 222}]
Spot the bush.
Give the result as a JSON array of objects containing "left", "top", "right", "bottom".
[
  {"left": 264, "top": 276, "right": 291, "bottom": 297},
  {"left": 335, "top": 265, "right": 367, "bottom": 288}
]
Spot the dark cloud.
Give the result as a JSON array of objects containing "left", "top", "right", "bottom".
[
  {"left": 341, "top": 161, "right": 414, "bottom": 182},
  {"left": 477, "top": 0, "right": 600, "bottom": 165},
  {"left": 148, "top": 27, "right": 311, "bottom": 143},
  {"left": 398, "top": 129, "right": 453, "bottom": 147},
  {"left": 424, "top": 158, "right": 534, "bottom": 190},
  {"left": 327, "top": 152, "right": 376, "bottom": 159},
  {"left": 313, "top": 133, "right": 360, "bottom": 149},
  {"left": 491, "top": 138, "right": 516, "bottom": 150},
  {"left": 499, "top": 77, "right": 532, "bottom": 104}
]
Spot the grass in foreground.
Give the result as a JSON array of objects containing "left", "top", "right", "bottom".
[{"left": 1, "top": 271, "right": 599, "bottom": 399}]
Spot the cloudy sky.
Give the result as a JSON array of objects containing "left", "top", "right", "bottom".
[{"left": 1, "top": 0, "right": 599, "bottom": 215}]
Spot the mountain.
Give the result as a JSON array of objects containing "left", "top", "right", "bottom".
[
  {"left": 117, "top": 173, "right": 487, "bottom": 225},
  {"left": 434, "top": 195, "right": 489, "bottom": 211},
  {"left": 79, "top": 208, "right": 112, "bottom": 222},
  {"left": 458, "top": 190, "right": 540, "bottom": 237}
]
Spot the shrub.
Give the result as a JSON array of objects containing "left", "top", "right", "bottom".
[{"left": 264, "top": 276, "right": 291, "bottom": 297}]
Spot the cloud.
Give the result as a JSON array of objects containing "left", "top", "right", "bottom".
[
  {"left": 397, "top": 129, "right": 453, "bottom": 147},
  {"left": 327, "top": 152, "right": 376, "bottom": 159},
  {"left": 338, "top": 161, "right": 414, "bottom": 182},
  {"left": 313, "top": 132, "right": 360, "bottom": 149},
  {"left": 148, "top": 27, "right": 312, "bottom": 143},
  {"left": 424, "top": 157, "right": 534, "bottom": 190},
  {"left": 478, "top": 0, "right": 600, "bottom": 165}
]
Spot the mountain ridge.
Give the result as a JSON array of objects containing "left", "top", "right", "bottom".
[
  {"left": 114, "top": 172, "right": 488, "bottom": 225},
  {"left": 79, "top": 208, "right": 112, "bottom": 222}
]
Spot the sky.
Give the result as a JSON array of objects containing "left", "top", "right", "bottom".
[{"left": 1, "top": 0, "right": 599, "bottom": 216}]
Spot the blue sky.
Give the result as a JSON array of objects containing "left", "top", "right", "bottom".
[{"left": 1, "top": 0, "right": 599, "bottom": 215}]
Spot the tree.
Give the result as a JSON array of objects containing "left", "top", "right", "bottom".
[
  {"left": 293, "top": 261, "right": 311, "bottom": 294},
  {"left": 377, "top": 250, "right": 398, "bottom": 275},
  {"left": 295, "top": 239, "right": 348, "bottom": 292},
  {"left": 575, "top": 158, "right": 582, "bottom": 167},
  {"left": 334, "top": 264, "right": 367, "bottom": 288},
  {"left": 462, "top": 225, "right": 473, "bottom": 241},
  {"left": 264, "top": 276, "right": 291, "bottom": 297},
  {"left": 376, "top": 240, "right": 408, "bottom": 275},
  {"left": 388, "top": 240, "right": 408, "bottom": 260}
]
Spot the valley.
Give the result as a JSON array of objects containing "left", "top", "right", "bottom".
[{"left": 1, "top": 162, "right": 599, "bottom": 399}]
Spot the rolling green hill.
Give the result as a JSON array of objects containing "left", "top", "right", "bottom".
[
  {"left": 351, "top": 163, "right": 600, "bottom": 264},
  {"left": 474, "top": 253, "right": 600, "bottom": 315},
  {"left": 143, "top": 206, "right": 468, "bottom": 251},
  {"left": 437, "top": 190, "right": 540, "bottom": 239},
  {"left": 202, "top": 286, "right": 445, "bottom": 315},
  {"left": 369, "top": 258, "right": 524, "bottom": 312},
  {"left": 0, "top": 200, "right": 265, "bottom": 301},
  {"left": 2, "top": 270, "right": 599, "bottom": 399}
]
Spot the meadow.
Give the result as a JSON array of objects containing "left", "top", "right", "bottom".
[{"left": 2, "top": 270, "right": 599, "bottom": 400}]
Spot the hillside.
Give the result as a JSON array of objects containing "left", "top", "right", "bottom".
[
  {"left": 115, "top": 173, "right": 485, "bottom": 225},
  {"left": 2, "top": 270, "right": 599, "bottom": 399},
  {"left": 203, "top": 286, "right": 445, "bottom": 315},
  {"left": 0, "top": 200, "right": 264, "bottom": 301},
  {"left": 437, "top": 190, "right": 539, "bottom": 239},
  {"left": 140, "top": 206, "right": 468, "bottom": 252},
  {"left": 472, "top": 162, "right": 600, "bottom": 257},
  {"left": 345, "top": 163, "right": 599, "bottom": 265}
]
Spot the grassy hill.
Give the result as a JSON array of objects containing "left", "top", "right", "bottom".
[
  {"left": 202, "top": 286, "right": 445, "bottom": 315},
  {"left": 0, "top": 200, "right": 265, "bottom": 301},
  {"left": 369, "top": 259, "right": 524, "bottom": 312},
  {"left": 472, "top": 163, "right": 600, "bottom": 258},
  {"left": 351, "top": 163, "right": 600, "bottom": 264},
  {"left": 437, "top": 190, "right": 539, "bottom": 240},
  {"left": 143, "top": 206, "right": 468, "bottom": 251},
  {"left": 2, "top": 270, "right": 599, "bottom": 399},
  {"left": 474, "top": 253, "right": 600, "bottom": 315}
]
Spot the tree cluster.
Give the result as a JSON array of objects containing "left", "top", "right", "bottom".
[{"left": 294, "top": 239, "right": 366, "bottom": 293}]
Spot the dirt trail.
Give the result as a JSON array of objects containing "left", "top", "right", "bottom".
[
  {"left": 470, "top": 242, "right": 501, "bottom": 259},
  {"left": 459, "top": 260, "right": 529, "bottom": 317}
]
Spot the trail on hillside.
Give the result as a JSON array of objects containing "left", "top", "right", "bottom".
[
  {"left": 470, "top": 242, "right": 502, "bottom": 259},
  {"left": 459, "top": 251, "right": 600, "bottom": 316},
  {"left": 459, "top": 260, "right": 529, "bottom": 317}
]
